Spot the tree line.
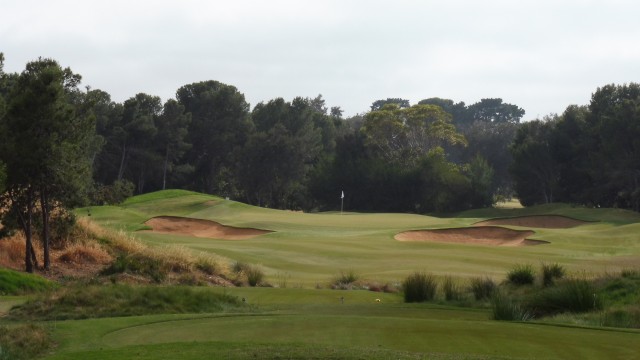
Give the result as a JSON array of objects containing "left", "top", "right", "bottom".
[
  {"left": 509, "top": 83, "right": 640, "bottom": 211},
  {"left": 1, "top": 54, "right": 639, "bottom": 272}
]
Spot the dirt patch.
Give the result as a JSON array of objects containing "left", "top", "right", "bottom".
[
  {"left": 395, "top": 226, "right": 548, "bottom": 246},
  {"left": 474, "top": 215, "right": 590, "bottom": 229},
  {"left": 143, "top": 216, "right": 272, "bottom": 240}
]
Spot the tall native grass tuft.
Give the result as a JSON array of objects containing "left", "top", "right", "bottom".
[
  {"left": 541, "top": 263, "right": 565, "bottom": 287},
  {"left": 402, "top": 272, "right": 437, "bottom": 303},
  {"left": 442, "top": 275, "right": 463, "bottom": 301},
  {"left": 507, "top": 264, "right": 535, "bottom": 286},
  {"left": 469, "top": 276, "right": 497, "bottom": 300},
  {"left": 491, "top": 291, "right": 532, "bottom": 321}
]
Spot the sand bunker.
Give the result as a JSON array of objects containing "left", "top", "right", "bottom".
[
  {"left": 395, "top": 226, "right": 548, "bottom": 246},
  {"left": 143, "top": 216, "right": 272, "bottom": 240},
  {"left": 474, "top": 215, "right": 589, "bottom": 229}
]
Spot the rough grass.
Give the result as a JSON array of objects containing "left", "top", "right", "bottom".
[
  {"left": 0, "top": 324, "right": 52, "bottom": 360},
  {"left": 0, "top": 267, "right": 57, "bottom": 295},
  {"left": 9, "top": 284, "right": 244, "bottom": 321},
  {"left": 491, "top": 291, "right": 532, "bottom": 321}
]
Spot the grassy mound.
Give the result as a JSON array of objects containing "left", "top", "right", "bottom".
[
  {"left": 0, "top": 267, "right": 57, "bottom": 295},
  {"left": 10, "top": 284, "right": 245, "bottom": 321}
]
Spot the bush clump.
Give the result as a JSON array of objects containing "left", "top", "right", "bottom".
[
  {"left": 469, "top": 276, "right": 496, "bottom": 300},
  {"left": 541, "top": 263, "right": 565, "bottom": 287},
  {"left": 331, "top": 269, "right": 360, "bottom": 290},
  {"left": 232, "top": 262, "right": 265, "bottom": 287},
  {"left": 527, "top": 279, "right": 603, "bottom": 316},
  {"left": 402, "top": 272, "right": 437, "bottom": 303},
  {"left": 507, "top": 264, "right": 535, "bottom": 285}
]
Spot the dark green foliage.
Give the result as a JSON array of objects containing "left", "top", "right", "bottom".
[
  {"left": 541, "top": 263, "right": 565, "bottom": 287},
  {"left": 92, "top": 179, "right": 135, "bottom": 205},
  {"left": 510, "top": 83, "right": 640, "bottom": 211},
  {"left": 0, "top": 324, "right": 52, "bottom": 360},
  {"left": 469, "top": 276, "right": 496, "bottom": 300},
  {"left": 101, "top": 254, "right": 166, "bottom": 283},
  {"left": 402, "top": 272, "right": 437, "bottom": 303},
  {"left": 0, "top": 267, "right": 57, "bottom": 295},
  {"left": 9, "top": 284, "right": 242, "bottom": 321},
  {"left": 526, "top": 279, "right": 602, "bottom": 316},
  {"left": 506, "top": 264, "right": 535, "bottom": 286},
  {"left": 491, "top": 292, "right": 532, "bottom": 321}
]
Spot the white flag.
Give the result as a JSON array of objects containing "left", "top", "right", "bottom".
[{"left": 341, "top": 191, "right": 344, "bottom": 199}]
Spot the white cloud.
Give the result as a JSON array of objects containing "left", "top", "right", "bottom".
[{"left": 2, "top": 0, "right": 639, "bottom": 118}]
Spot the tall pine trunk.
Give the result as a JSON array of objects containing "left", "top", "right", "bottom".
[
  {"left": 162, "top": 147, "right": 169, "bottom": 190},
  {"left": 40, "top": 188, "right": 51, "bottom": 270},
  {"left": 117, "top": 142, "right": 127, "bottom": 181}
]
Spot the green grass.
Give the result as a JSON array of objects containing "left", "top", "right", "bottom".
[
  {"left": 0, "top": 267, "right": 58, "bottom": 295},
  {"left": 41, "top": 288, "right": 640, "bottom": 360},
  {"left": 46, "top": 190, "right": 640, "bottom": 359}
]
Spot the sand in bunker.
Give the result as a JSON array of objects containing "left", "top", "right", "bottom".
[
  {"left": 143, "top": 216, "right": 272, "bottom": 240},
  {"left": 474, "top": 215, "right": 589, "bottom": 229},
  {"left": 395, "top": 226, "right": 547, "bottom": 246}
]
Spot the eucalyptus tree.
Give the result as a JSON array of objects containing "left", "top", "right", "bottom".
[{"left": 360, "top": 103, "right": 466, "bottom": 165}]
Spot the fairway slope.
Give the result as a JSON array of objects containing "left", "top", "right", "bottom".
[
  {"left": 395, "top": 226, "right": 547, "bottom": 246},
  {"left": 143, "top": 216, "right": 273, "bottom": 240},
  {"left": 474, "top": 215, "right": 590, "bottom": 229}
]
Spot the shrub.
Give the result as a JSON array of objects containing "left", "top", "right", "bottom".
[
  {"left": 541, "top": 263, "right": 565, "bottom": 287},
  {"left": 469, "top": 276, "right": 496, "bottom": 300},
  {"left": 507, "top": 264, "right": 535, "bottom": 285},
  {"left": 331, "top": 270, "right": 360, "bottom": 289},
  {"left": 246, "top": 265, "right": 265, "bottom": 287},
  {"left": 0, "top": 324, "right": 51, "bottom": 360},
  {"left": 402, "top": 272, "right": 437, "bottom": 303},
  {"left": 527, "top": 278, "right": 603, "bottom": 316},
  {"left": 491, "top": 292, "right": 532, "bottom": 321},
  {"left": 442, "top": 275, "right": 463, "bottom": 301}
]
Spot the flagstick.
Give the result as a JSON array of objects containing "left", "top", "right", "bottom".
[{"left": 341, "top": 197, "right": 344, "bottom": 215}]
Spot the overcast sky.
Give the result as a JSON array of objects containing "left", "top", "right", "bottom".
[{"left": 2, "top": 0, "right": 639, "bottom": 118}]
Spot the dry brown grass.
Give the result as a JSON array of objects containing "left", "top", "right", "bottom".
[
  {"left": 57, "top": 243, "right": 112, "bottom": 265},
  {"left": 1, "top": 217, "right": 232, "bottom": 285}
]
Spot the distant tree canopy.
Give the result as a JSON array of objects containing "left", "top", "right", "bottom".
[{"left": 510, "top": 83, "right": 640, "bottom": 211}]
